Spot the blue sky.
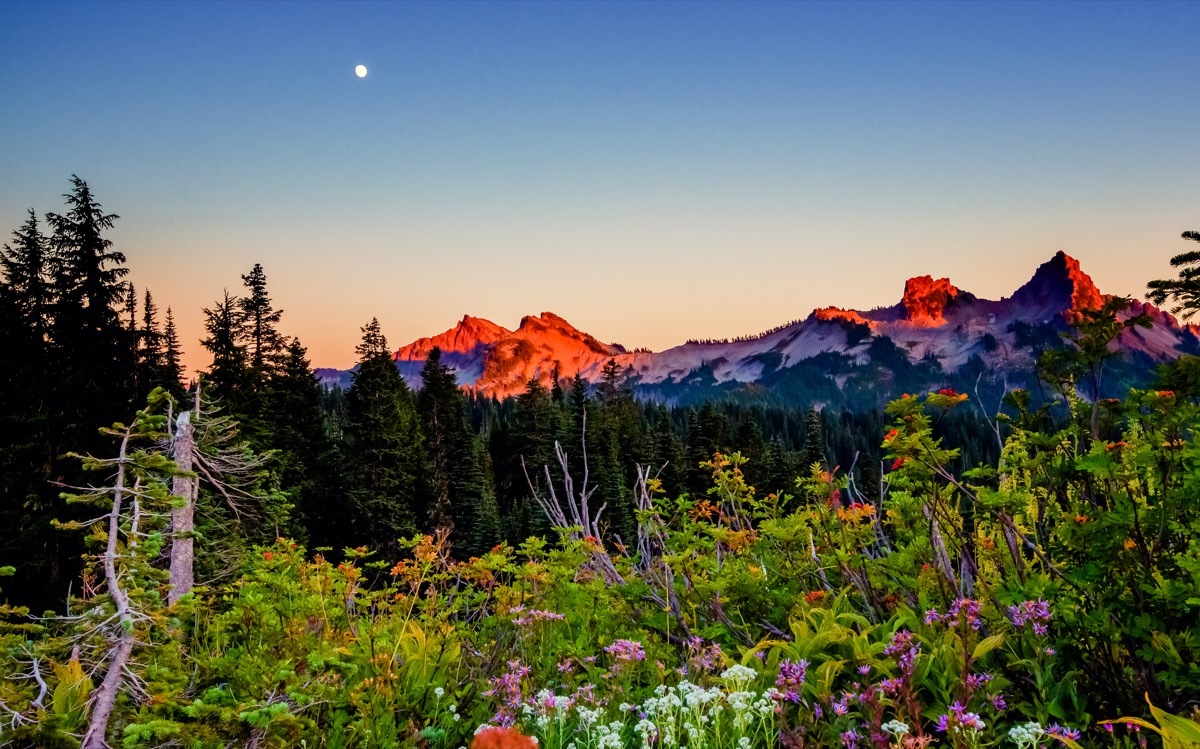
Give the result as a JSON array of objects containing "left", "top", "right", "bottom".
[{"left": 2, "top": 1, "right": 1198, "bottom": 369}]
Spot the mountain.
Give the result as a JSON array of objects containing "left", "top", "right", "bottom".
[
  {"left": 320, "top": 252, "right": 1198, "bottom": 407},
  {"left": 394, "top": 312, "right": 625, "bottom": 400}
]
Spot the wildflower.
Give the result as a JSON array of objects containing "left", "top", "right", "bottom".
[
  {"left": 964, "top": 672, "right": 993, "bottom": 691},
  {"left": 923, "top": 608, "right": 941, "bottom": 625},
  {"left": 604, "top": 639, "right": 646, "bottom": 662},
  {"left": 882, "top": 720, "right": 911, "bottom": 736},
  {"left": 947, "top": 598, "right": 982, "bottom": 630},
  {"left": 1124, "top": 538, "right": 1138, "bottom": 550},
  {"left": 990, "top": 693, "right": 1007, "bottom": 711},
  {"left": 435, "top": 687, "right": 445, "bottom": 698},
  {"left": 892, "top": 457, "right": 907, "bottom": 470},
  {"left": 775, "top": 658, "right": 807, "bottom": 702},
  {"left": 804, "top": 589, "right": 826, "bottom": 604},
  {"left": 1046, "top": 724, "right": 1082, "bottom": 741},
  {"left": 857, "top": 664, "right": 871, "bottom": 676},
  {"left": 1007, "top": 722, "right": 1045, "bottom": 749},
  {"left": 720, "top": 664, "right": 759, "bottom": 684},
  {"left": 885, "top": 429, "right": 899, "bottom": 442},
  {"left": 938, "top": 388, "right": 959, "bottom": 397},
  {"left": 841, "top": 728, "right": 860, "bottom": 749}
]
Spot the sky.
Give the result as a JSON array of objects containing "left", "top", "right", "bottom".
[{"left": 2, "top": 1, "right": 1198, "bottom": 372}]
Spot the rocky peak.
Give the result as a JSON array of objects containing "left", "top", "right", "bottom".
[
  {"left": 394, "top": 314, "right": 510, "bottom": 359},
  {"left": 901, "top": 276, "right": 959, "bottom": 326},
  {"left": 1011, "top": 250, "right": 1104, "bottom": 318}
]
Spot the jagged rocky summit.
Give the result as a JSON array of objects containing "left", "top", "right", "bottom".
[{"left": 319, "top": 252, "right": 1198, "bottom": 408}]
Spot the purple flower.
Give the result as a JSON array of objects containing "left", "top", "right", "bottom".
[
  {"left": 1047, "top": 724, "right": 1082, "bottom": 741},
  {"left": 833, "top": 698, "right": 849, "bottom": 716},
  {"left": 858, "top": 664, "right": 871, "bottom": 675},
  {"left": 1008, "top": 599, "right": 1053, "bottom": 630},
  {"left": 990, "top": 693, "right": 1007, "bottom": 711},
  {"left": 924, "top": 609, "right": 941, "bottom": 625},
  {"left": 841, "top": 729, "right": 860, "bottom": 749},
  {"left": 776, "top": 658, "right": 808, "bottom": 695},
  {"left": 604, "top": 639, "right": 646, "bottom": 662},
  {"left": 934, "top": 714, "right": 950, "bottom": 733},
  {"left": 965, "top": 672, "right": 994, "bottom": 691},
  {"left": 948, "top": 598, "right": 982, "bottom": 630},
  {"left": 879, "top": 678, "right": 902, "bottom": 695}
]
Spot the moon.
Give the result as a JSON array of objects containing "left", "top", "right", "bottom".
[{"left": 355, "top": 64, "right": 367, "bottom": 78}]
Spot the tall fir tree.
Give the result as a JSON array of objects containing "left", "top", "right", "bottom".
[
  {"left": 418, "top": 347, "right": 500, "bottom": 556},
  {"left": 0, "top": 210, "right": 57, "bottom": 605},
  {"left": 161, "top": 307, "right": 186, "bottom": 399},
  {"left": 800, "top": 408, "right": 828, "bottom": 474},
  {"left": 136, "top": 289, "right": 166, "bottom": 401},
  {"left": 200, "top": 290, "right": 251, "bottom": 413},
  {"left": 239, "top": 263, "right": 285, "bottom": 377},
  {"left": 265, "top": 337, "right": 341, "bottom": 548},
  {"left": 341, "top": 319, "right": 426, "bottom": 550}
]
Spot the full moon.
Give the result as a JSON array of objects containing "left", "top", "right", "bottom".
[{"left": 355, "top": 64, "right": 367, "bottom": 78}]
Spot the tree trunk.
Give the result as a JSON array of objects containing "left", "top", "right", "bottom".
[
  {"left": 81, "top": 429, "right": 136, "bottom": 749},
  {"left": 168, "top": 410, "right": 197, "bottom": 606}
]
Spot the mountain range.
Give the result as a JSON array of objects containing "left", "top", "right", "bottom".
[{"left": 318, "top": 252, "right": 1198, "bottom": 408}]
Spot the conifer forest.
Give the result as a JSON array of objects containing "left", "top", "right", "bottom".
[{"left": 1, "top": 180, "right": 1198, "bottom": 748}]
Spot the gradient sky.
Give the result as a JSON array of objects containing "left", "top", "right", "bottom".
[{"left": 2, "top": 1, "right": 1198, "bottom": 372}]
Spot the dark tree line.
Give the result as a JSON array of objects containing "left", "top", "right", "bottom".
[{"left": 0, "top": 178, "right": 185, "bottom": 606}]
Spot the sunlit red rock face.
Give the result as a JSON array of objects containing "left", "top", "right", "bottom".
[
  {"left": 395, "top": 315, "right": 509, "bottom": 359},
  {"left": 394, "top": 312, "right": 624, "bottom": 399},
  {"left": 899, "top": 276, "right": 960, "bottom": 327},
  {"left": 1008, "top": 250, "right": 1104, "bottom": 321},
  {"left": 813, "top": 306, "right": 872, "bottom": 326},
  {"left": 382, "top": 252, "right": 1199, "bottom": 399}
]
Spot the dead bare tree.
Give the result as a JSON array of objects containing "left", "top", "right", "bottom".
[
  {"left": 166, "top": 383, "right": 271, "bottom": 605},
  {"left": 52, "top": 399, "right": 180, "bottom": 749},
  {"left": 523, "top": 411, "right": 625, "bottom": 586}
]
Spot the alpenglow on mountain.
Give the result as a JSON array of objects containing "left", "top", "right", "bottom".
[{"left": 319, "top": 252, "right": 1198, "bottom": 408}]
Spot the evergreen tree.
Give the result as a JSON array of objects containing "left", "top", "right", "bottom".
[
  {"left": 0, "top": 209, "right": 52, "bottom": 343},
  {"left": 137, "top": 289, "right": 166, "bottom": 400},
  {"left": 239, "top": 263, "right": 285, "bottom": 377},
  {"left": 265, "top": 337, "right": 341, "bottom": 548},
  {"left": 419, "top": 347, "right": 500, "bottom": 555},
  {"left": 1146, "top": 230, "right": 1200, "bottom": 320},
  {"left": 645, "top": 404, "right": 687, "bottom": 496},
  {"left": 341, "top": 319, "right": 426, "bottom": 549},
  {"left": 161, "top": 307, "right": 186, "bottom": 399},
  {"left": 38, "top": 176, "right": 132, "bottom": 599},
  {"left": 800, "top": 408, "right": 828, "bottom": 474},
  {"left": 494, "top": 378, "right": 562, "bottom": 541},
  {"left": 200, "top": 290, "right": 250, "bottom": 412},
  {"left": 760, "top": 436, "right": 798, "bottom": 500},
  {"left": 0, "top": 210, "right": 57, "bottom": 606},
  {"left": 46, "top": 176, "right": 134, "bottom": 428}
]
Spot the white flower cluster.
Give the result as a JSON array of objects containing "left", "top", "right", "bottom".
[
  {"left": 881, "top": 720, "right": 910, "bottom": 736},
  {"left": 1008, "top": 721, "right": 1045, "bottom": 749},
  {"left": 720, "top": 664, "right": 760, "bottom": 685}
]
